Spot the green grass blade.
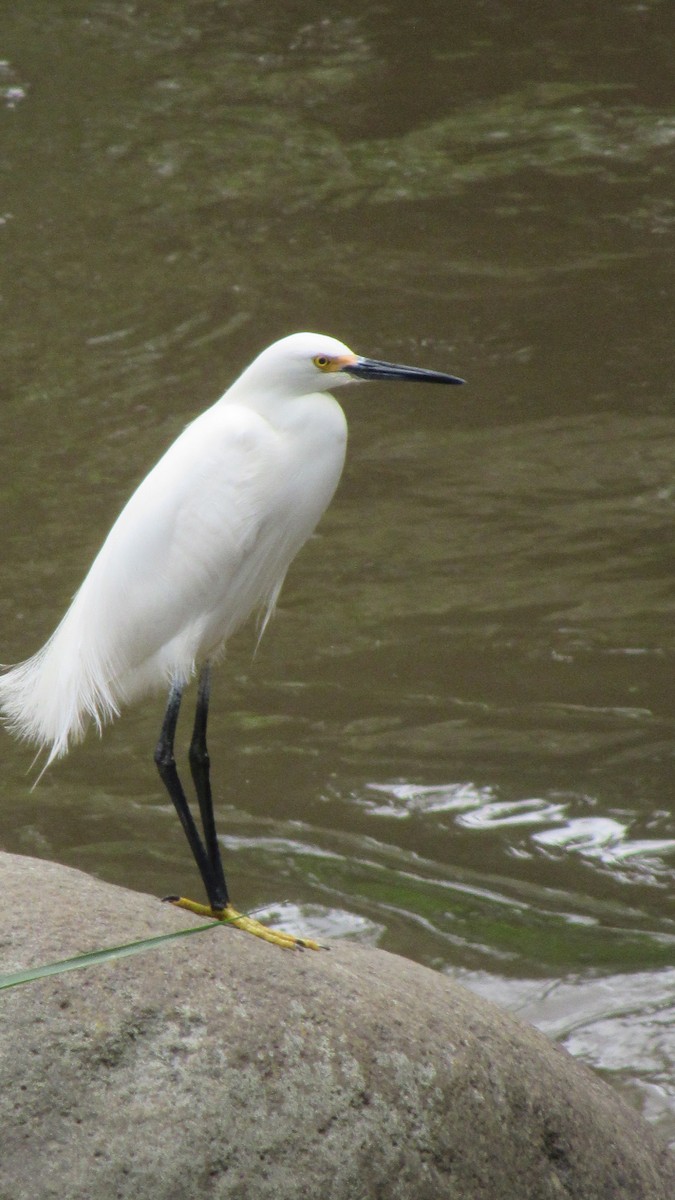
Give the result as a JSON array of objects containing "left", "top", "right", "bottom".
[{"left": 0, "top": 919, "right": 223, "bottom": 991}]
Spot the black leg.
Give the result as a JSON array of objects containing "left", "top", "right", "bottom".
[
  {"left": 153, "top": 675, "right": 319, "bottom": 948},
  {"left": 154, "top": 680, "right": 224, "bottom": 910},
  {"left": 189, "top": 664, "right": 229, "bottom": 908}
]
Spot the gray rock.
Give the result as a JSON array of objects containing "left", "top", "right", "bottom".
[{"left": 0, "top": 850, "right": 672, "bottom": 1200}]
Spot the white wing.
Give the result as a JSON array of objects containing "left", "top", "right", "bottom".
[{"left": 0, "top": 394, "right": 346, "bottom": 761}]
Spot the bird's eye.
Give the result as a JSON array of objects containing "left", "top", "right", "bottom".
[{"left": 313, "top": 355, "right": 331, "bottom": 369}]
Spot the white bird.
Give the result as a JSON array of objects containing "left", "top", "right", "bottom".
[{"left": 0, "top": 332, "right": 464, "bottom": 948}]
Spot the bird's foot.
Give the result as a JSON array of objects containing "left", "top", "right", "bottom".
[{"left": 163, "top": 895, "right": 322, "bottom": 951}]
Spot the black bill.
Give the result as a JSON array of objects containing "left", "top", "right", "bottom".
[{"left": 342, "top": 356, "right": 465, "bottom": 386}]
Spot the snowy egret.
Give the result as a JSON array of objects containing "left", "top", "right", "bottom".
[{"left": 0, "top": 332, "right": 464, "bottom": 949}]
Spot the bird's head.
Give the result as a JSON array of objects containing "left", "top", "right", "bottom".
[{"left": 229, "top": 331, "right": 465, "bottom": 400}]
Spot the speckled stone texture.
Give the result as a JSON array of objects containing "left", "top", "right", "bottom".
[{"left": 0, "top": 850, "right": 673, "bottom": 1199}]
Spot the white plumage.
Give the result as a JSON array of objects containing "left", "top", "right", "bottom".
[
  {"left": 0, "top": 330, "right": 463, "bottom": 946},
  {"left": 0, "top": 333, "right": 351, "bottom": 765}
]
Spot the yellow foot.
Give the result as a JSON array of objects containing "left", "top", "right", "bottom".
[{"left": 163, "top": 896, "right": 322, "bottom": 951}]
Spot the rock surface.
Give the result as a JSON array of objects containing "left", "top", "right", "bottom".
[{"left": 0, "top": 850, "right": 673, "bottom": 1200}]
